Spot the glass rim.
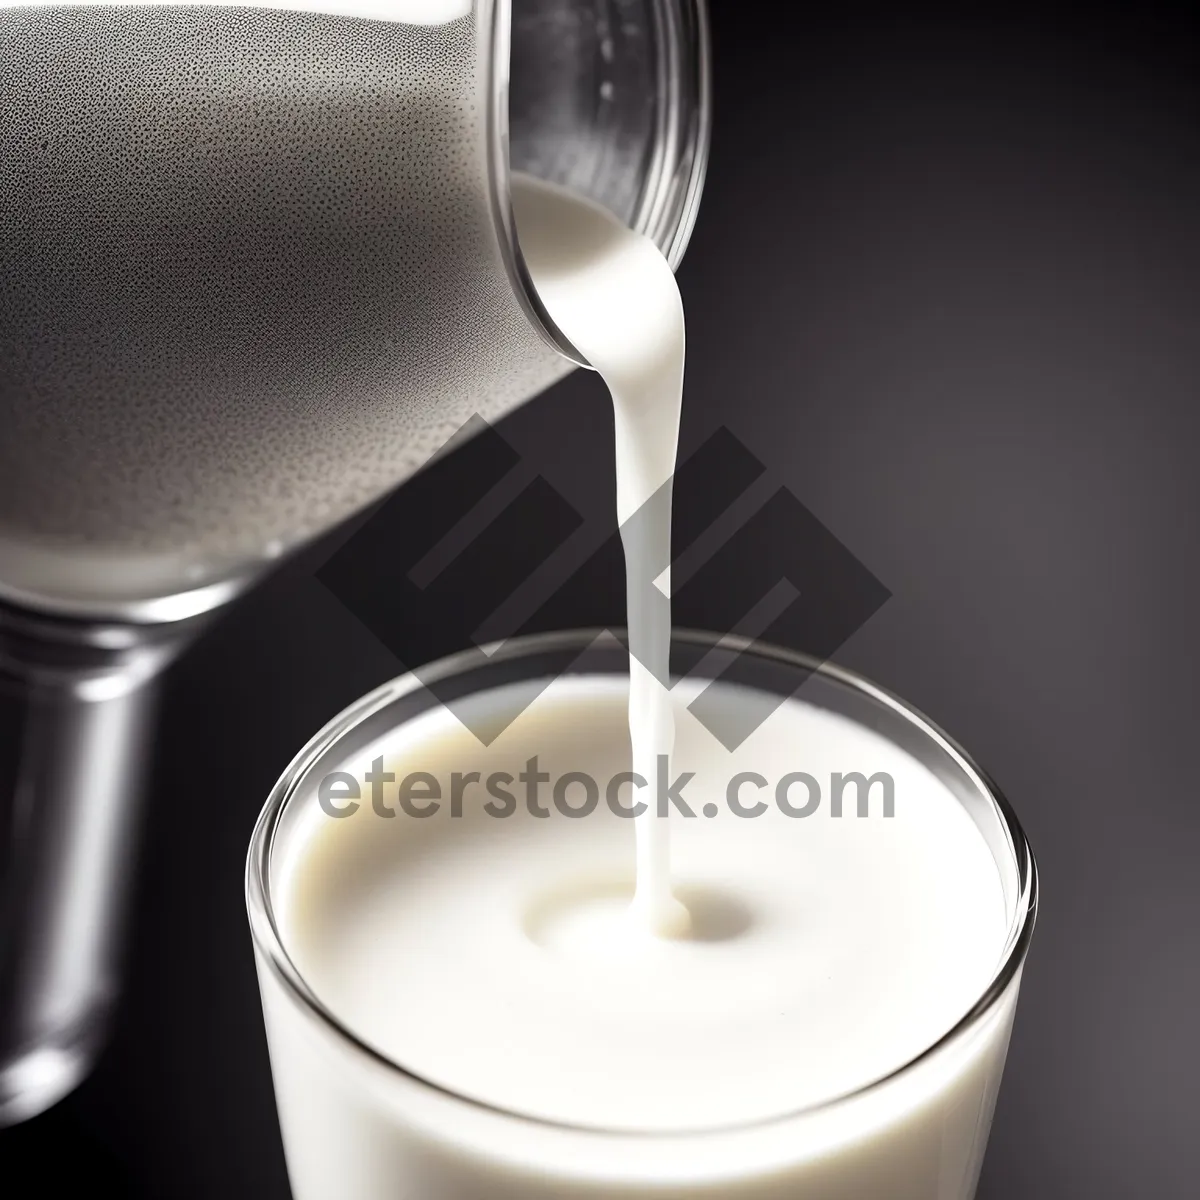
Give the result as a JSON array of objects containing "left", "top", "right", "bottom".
[{"left": 246, "top": 626, "right": 1038, "bottom": 1140}]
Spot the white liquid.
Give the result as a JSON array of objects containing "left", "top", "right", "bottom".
[
  {"left": 255, "top": 180, "right": 1027, "bottom": 1197},
  {"left": 513, "top": 176, "right": 688, "bottom": 936},
  {"left": 276, "top": 677, "right": 1008, "bottom": 1132}
]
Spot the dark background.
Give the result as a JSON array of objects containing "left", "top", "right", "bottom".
[{"left": 4, "top": 4, "right": 1200, "bottom": 1195}]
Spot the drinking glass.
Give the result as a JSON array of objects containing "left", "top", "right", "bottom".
[{"left": 247, "top": 628, "right": 1038, "bottom": 1200}]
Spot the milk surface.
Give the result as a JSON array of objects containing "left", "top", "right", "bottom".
[{"left": 277, "top": 676, "right": 1006, "bottom": 1132}]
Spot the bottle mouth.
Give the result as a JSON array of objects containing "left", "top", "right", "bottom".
[{"left": 488, "top": 0, "right": 711, "bottom": 368}]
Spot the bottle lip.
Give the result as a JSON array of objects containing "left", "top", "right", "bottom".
[{"left": 487, "top": 0, "right": 712, "bottom": 370}]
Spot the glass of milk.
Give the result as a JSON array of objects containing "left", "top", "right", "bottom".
[{"left": 246, "top": 629, "right": 1037, "bottom": 1200}]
